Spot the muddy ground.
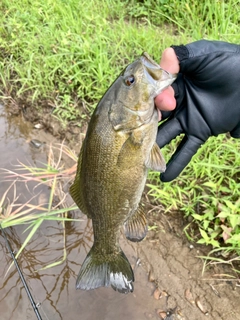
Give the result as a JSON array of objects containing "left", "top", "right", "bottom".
[
  {"left": 0, "top": 103, "right": 240, "bottom": 320},
  {"left": 137, "top": 208, "right": 240, "bottom": 320}
]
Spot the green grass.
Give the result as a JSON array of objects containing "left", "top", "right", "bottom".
[
  {"left": 148, "top": 135, "right": 240, "bottom": 256},
  {"left": 127, "top": 0, "right": 240, "bottom": 41},
  {"left": 0, "top": 0, "right": 188, "bottom": 122},
  {"left": 0, "top": 0, "right": 240, "bottom": 265},
  {"left": 1, "top": 0, "right": 239, "bottom": 121}
]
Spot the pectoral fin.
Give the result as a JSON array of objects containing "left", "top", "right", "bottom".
[
  {"left": 145, "top": 142, "right": 166, "bottom": 172},
  {"left": 69, "top": 144, "right": 91, "bottom": 218},
  {"left": 117, "top": 132, "right": 143, "bottom": 168},
  {"left": 124, "top": 206, "right": 148, "bottom": 242}
]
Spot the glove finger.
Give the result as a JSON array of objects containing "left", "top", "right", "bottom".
[
  {"left": 230, "top": 123, "right": 240, "bottom": 138},
  {"left": 160, "top": 135, "right": 204, "bottom": 182},
  {"left": 157, "top": 118, "right": 183, "bottom": 148},
  {"left": 161, "top": 110, "right": 173, "bottom": 120}
]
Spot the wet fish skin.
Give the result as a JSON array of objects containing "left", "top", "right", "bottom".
[{"left": 70, "top": 53, "right": 176, "bottom": 294}]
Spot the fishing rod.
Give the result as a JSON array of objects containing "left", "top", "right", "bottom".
[{"left": 0, "top": 226, "right": 43, "bottom": 320}]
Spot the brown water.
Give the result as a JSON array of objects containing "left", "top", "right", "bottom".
[
  {"left": 0, "top": 105, "right": 165, "bottom": 320},
  {"left": 1, "top": 104, "right": 240, "bottom": 320}
]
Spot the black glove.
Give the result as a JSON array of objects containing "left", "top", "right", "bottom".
[{"left": 157, "top": 40, "right": 240, "bottom": 182}]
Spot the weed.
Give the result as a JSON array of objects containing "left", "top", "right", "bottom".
[
  {"left": 0, "top": 143, "right": 81, "bottom": 272},
  {"left": 0, "top": 0, "right": 240, "bottom": 263},
  {"left": 0, "top": 0, "right": 189, "bottom": 123},
  {"left": 148, "top": 135, "right": 240, "bottom": 256}
]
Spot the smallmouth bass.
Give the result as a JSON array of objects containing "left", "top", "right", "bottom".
[{"left": 70, "top": 53, "right": 176, "bottom": 293}]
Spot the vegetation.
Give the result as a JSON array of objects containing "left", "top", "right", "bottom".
[
  {"left": 0, "top": 0, "right": 240, "bottom": 264},
  {"left": 0, "top": 143, "right": 80, "bottom": 269},
  {"left": 148, "top": 135, "right": 240, "bottom": 258}
]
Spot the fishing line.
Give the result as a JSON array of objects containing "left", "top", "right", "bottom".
[{"left": 0, "top": 226, "right": 43, "bottom": 320}]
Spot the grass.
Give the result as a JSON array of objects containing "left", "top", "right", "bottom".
[
  {"left": 128, "top": 0, "right": 240, "bottom": 41},
  {"left": 0, "top": 143, "right": 81, "bottom": 271},
  {"left": 0, "top": 0, "right": 240, "bottom": 266},
  {"left": 0, "top": 0, "right": 190, "bottom": 122},
  {"left": 148, "top": 135, "right": 240, "bottom": 257}
]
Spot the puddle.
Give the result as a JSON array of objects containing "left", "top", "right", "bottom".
[{"left": 0, "top": 103, "right": 240, "bottom": 320}]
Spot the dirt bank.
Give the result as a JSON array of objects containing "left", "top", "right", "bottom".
[
  {"left": 135, "top": 206, "right": 240, "bottom": 319},
  {"left": 6, "top": 98, "right": 88, "bottom": 145}
]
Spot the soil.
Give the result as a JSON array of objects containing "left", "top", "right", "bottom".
[
  {"left": 0, "top": 102, "right": 240, "bottom": 320},
  {"left": 6, "top": 98, "right": 88, "bottom": 146},
  {"left": 137, "top": 208, "right": 240, "bottom": 320}
]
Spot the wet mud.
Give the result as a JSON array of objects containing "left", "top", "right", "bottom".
[{"left": 0, "top": 104, "right": 240, "bottom": 320}]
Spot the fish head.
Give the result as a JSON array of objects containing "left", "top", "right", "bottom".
[{"left": 109, "top": 53, "right": 177, "bottom": 131}]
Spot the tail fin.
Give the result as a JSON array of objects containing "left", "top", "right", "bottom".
[{"left": 76, "top": 247, "right": 134, "bottom": 294}]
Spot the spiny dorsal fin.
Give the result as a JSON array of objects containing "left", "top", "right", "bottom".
[
  {"left": 124, "top": 206, "right": 148, "bottom": 242},
  {"left": 145, "top": 142, "right": 166, "bottom": 172},
  {"left": 69, "top": 144, "right": 91, "bottom": 218}
]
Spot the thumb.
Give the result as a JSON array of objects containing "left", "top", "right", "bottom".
[{"left": 160, "top": 135, "right": 205, "bottom": 182}]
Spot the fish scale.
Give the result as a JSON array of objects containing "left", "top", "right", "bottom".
[{"left": 70, "top": 52, "right": 176, "bottom": 293}]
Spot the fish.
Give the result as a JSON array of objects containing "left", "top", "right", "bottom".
[{"left": 70, "top": 53, "right": 176, "bottom": 294}]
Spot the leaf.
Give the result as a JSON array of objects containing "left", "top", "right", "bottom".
[
  {"left": 202, "top": 181, "right": 217, "bottom": 189},
  {"left": 197, "top": 239, "right": 207, "bottom": 244},
  {"left": 203, "top": 220, "right": 210, "bottom": 230},
  {"left": 217, "top": 211, "right": 230, "bottom": 219},
  {"left": 210, "top": 240, "right": 220, "bottom": 248},
  {"left": 192, "top": 213, "right": 204, "bottom": 221},
  {"left": 226, "top": 233, "right": 240, "bottom": 244},
  {"left": 229, "top": 215, "right": 240, "bottom": 229},
  {"left": 221, "top": 225, "right": 233, "bottom": 243},
  {"left": 199, "top": 229, "right": 209, "bottom": 242},
  {"left": 5, "top": 219, "right": 43, "bottom": 275},
  {"left": 223, "top": 199, "right": 236, "bottom": 211}
]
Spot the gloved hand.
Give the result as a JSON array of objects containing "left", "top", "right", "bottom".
[{"left": 156, "top": 40, "right": 240, "bottom": 182}]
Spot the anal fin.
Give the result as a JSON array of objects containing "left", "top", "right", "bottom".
[{"left": 124, "top": 206, "right": 148, "bottom": 242}]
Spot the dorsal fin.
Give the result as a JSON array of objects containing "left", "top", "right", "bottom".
[{"left": 69, "top": 144, "right": 91, "bottom": 218}]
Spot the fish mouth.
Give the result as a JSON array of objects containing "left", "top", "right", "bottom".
[{"left": 141, "top": 52, "right": 177, "bottom": 97}]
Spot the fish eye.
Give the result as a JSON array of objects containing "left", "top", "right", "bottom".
[{"left": 124, "top": 75, "right": 135, "bottom": 86}]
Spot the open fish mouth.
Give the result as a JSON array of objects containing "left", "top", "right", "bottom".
[{"left": 141, "top": 52, "right": 177, "bottom": 96}]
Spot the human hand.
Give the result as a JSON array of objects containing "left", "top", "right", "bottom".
[
  {"left": 155, "top": 47, "right": 179, "bottom": 116},
  {"left": 155, "top": 40, "right": 240, "bottom": 182}
]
